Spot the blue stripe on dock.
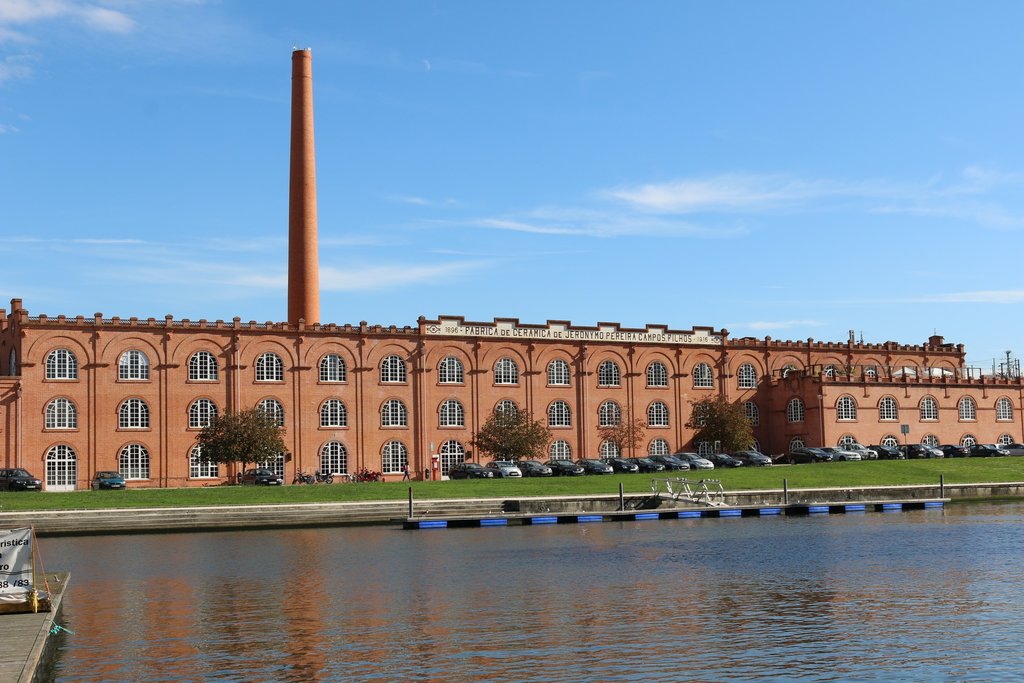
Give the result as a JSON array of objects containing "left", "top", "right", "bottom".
[
  {"left": 677, "top": 510, "right": 702, "bottom": 519},
  {"left": 577, "top": 515, "right": 604, "bottom": 523},
  {"left": 924, "top": 501, "right": 944, "bottom": 509},
  {"left": 759, "top": 508, "right": 782, "bottom": 516},
  {"left": 719, "top": 509, "right": 742, "bottom": 517},
  {"left": 634, "top": 512, "right": 660, "bottom": 520},
  {"left": 531, "top": 516, "right": 558, "bottom": 524},
  {"left": 882, "top": 503, "right": 903, "bottom": 512},
  {"left": 808, "top": 505, "right": 830, "bottom": 514},
  {"left": 845, "top": 504, "right": 866, "bottom": 512},
  {"left": 480, "top": 518, "right": 508, "bottom": 526},
  {"left": 418, "top": 520, "right": 448, "bottom": 528}
]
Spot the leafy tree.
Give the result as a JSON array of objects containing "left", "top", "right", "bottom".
[
  {"left": 472, "top": 409, "right": 552, "bottom": 461},
  {"left": 598, "top": 409, "right": 646, "bottom": 456},
  {"left": 685, "top": 396, "right": 754, "bottom": 453},
  {"left": 195, "top": 408, "right": 286, "bottom": 474}
]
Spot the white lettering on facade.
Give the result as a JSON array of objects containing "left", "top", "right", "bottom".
[{"left": 427, "top": 321, "right": 723, "bottom": 345}]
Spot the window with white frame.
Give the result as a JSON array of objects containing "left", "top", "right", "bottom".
[
  {"left": 258, "top": 398, "right": 285, "bottom": 427},
  {"left": 119, "top": 443, "right": 150, "bottom": 480},
  {"left": 922, "top": 434, "right": 939, "bottom": 447},
  {"left": 692, "top": 363, "right": 713, "bottom": 388},
  {"left": 823, "top": 364, "right": 838, "bottom": 377},
  {"left": 547, "top": 359, "right": 570, "bottom": 386},
  {"left": 697, "top": 440, "right": 713, "bottom": 456},
  {"left": 119, "top": 398, "right": 150, "bottom": 429},
  {"left": 188, "top": 398, "right": 217, "bottom": 428},
  {"left": 647, "top": 401, "right": 669, "bottom": 427},
  {"left": 600, "top": 440, "right": 620, "bottom": 458},
  {"left": 255, "top": 352, "right": 283, "bottom": 382},
  {"left": 320, "top": 399, "right": 347, "bottom": 428},
  {"left": 752, "top": 439, "right": 762, "bottom": 452},
  {"left": 863, "top": 365, "right": 878, "bottom": 379},
  {"left": 996, "top": 397, "right": 1013, "bottom": 421},
  {"left": 960, "top": 434, "right": 977, "bottom": 447},
  {"left": 495, "top": 399, "right": 518, "bottom": 417},
  {"left": 920, "top": 396, "right": 938, "bottom": 421},
  {"left": 119, "top": 350, "right": 150, "bottom": 381},
  {"left": 439, "top": 399, "right": 465, "bottom": 427},
  {"left": 258, "top": 453, "right": 285, "bottom": 476},
  {"left": 438, "top": 356, "right": 464, "bottom": 384},
  {"left": 319, "top": 354, "right": 347, "bottom": 383},
  {"left": 881, "top": 434, "right": 899, "bottom": 448},
  {"left": 647, "top": 361, "right": 668, "bottom": 388},
  {"left": 781, "top": 364, "right": 798, "bottom": 378},
  {"left": 189, "top": 351, "right": 218, "bottom": 381},
  {"left": 45, "top": 398, "right": 77, "bottom": 429},
  {"left": 320, "top": 441, "right": 348, "bottom": 474},
  {"left": 737, "top": 363, "right": 757, "bottom": 389},
  {"left": 787, "top": 398, "right": 805, "bottom": 423},
  {"left": 380, "top": 355, "right": 407, "bottom": 383},
  {"left": 549, "top": 440, "right": 572, "bottom": 460},
  {"left": 836, "top": 396, "right": 857, "bottom": 421},
  {"left": 691, "top": 402, "right": 709, "bottom": 427},
  {"left": 998, "top": 434, "right": 1014, "bottom": 446},
  {"left": 440, "top": 440, "right": 466, "bottom": 475},
  {"left": 838, "top": 434, "right": 857, "bottom": 447},
  {"left": 45, "top": 350, "right": 77, "bottom": 382},
  {"left": 789, "top": 436, "right": 805, "bottom": 451},
  {"left": 598, "top": 360, "right": 621, "bottom": 387},
  {"left": 879, "top": 396, "right": 899, "bottom": 421},
  {"left": 599, "top": 400, "right": 621, "bottom": 427},
  {"left": 548, "top": 400, "right": 571, "bottom": 427},
  {"left": 959, "top": 397, "right": 976, "bottom": 421},
  {"left": 381, "top": 399, "right": 408, "bottom": 427},
  {"left": 494, "top": 358, "right": 519, "bottom": 385},
  {"left": 648, "top": 439, "right": 669, "bottom": 456},
  {"left": 744, "top": 401, "right": 759, "bottom": 427},
  {"left": 381, "top": 440, "right": 408, "bottom": 474},
  {"left": 189, "top": 445, "right": 219, "bottom": 478}
]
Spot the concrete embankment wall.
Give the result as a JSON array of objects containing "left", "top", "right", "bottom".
[{"left": 4, "top": 482, "right": 1022, "bottom": 536}]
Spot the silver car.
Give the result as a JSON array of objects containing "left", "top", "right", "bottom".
[
  {"left": 673, "top": 452, "right": 715, "bottom": 470},
  {"left": 485, "top": 460, "right": 523, "bottom": 478},
  {"left": 822, "top": 447, "right": 862, "bottom": 462}
]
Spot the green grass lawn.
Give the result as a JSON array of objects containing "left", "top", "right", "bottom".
[{"left": 3, "top": 459, "right": 1023, "bottom": 512}]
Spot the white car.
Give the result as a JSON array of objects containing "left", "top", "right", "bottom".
[
  {"left": 844, "top": 443, "right": 877, "bottom": 460},
  {"left": 485, "top": 460, "right": 523, "bottom": 477},
  {"left": 823, "top": 447, "right": 862, "bottom": 462}
]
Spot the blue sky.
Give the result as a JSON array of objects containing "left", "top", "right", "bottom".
[{"left": 2, "top": 1, "right": 1024, "bottom": 370}]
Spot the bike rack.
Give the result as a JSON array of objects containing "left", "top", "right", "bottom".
[{"left": 651, "top": 477, "right": 726, "bottom": 507}]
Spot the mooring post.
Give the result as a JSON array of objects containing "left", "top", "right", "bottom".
[
  {"left": 783, "top": 478, "right": 789, "bottom": 505},
  {"left": 619, "top": 482, "right": 624, "bottom": 511},
  {"left": 940, "top": 474, "right": 944, "bottom": 499},
  {"left": 408, "top": 486, "right": 414, "bottom": 518}
]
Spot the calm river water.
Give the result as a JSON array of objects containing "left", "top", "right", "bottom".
[{"left": 38, "top": 501, "right": 1024, "bottom": 682}]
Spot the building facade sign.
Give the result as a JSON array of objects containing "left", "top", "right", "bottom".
[{"left": 425, "top": 318, "right": 723, "bottom": 346}]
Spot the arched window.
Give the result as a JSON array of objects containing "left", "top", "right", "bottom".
[
  {"left": 789, "top": 436, "right": 805, "bottom": 451},
  {"left": 823, "top": 364, "right": 838, "bottom": 377},
  {"left": 737, "top": 363, "right": 757, "bottom": 389},
  {"left": 8, "top": 348, "right": 16, "bottom": 376},
  {"left": 381, "top": 440, "right": 408, "bottom": 474},
  {"left": 696, "top": 441, "right": 713, "bottom": 456},
  {"left": 836, "top": 396, "right": 857, "bottom": 421},
  {"left": 440, "top": 440, "right": 466, "bottom": 475},
  {"left": 319, "top": 354, "right": 347, "bottom": 383},
  {"left": 439, "top": 399, "right": 465, "bottom": 427},
  {"left": 959, "top": 397, "right": 976, "bottom": 421},
  {"left": 879, "top": 396, "right": 899, "bottom": 421},
  {"left": 599, "top": 400, "right": 621, "bottom": 427},
  {"left": 119, "top": 350, "right": 150, "bottom": 381},
  {"left": 692, "top": 363, "right": 713, "bottom": 388},
  {"left": 787, "top": 398, "right": 805, "bottom": 423},
  {"left": 744, "top": 401, "right": 759, "bottom": 427},
  {"left": 320, "top": 399, "right": 347, "bottom": 428},
  {"left": 188, "top": 351, "right": 218, "bottom": 381},
  {"left": 258, "top": 398, "right": 284, "bottom": 427},
  {"left": 381, "top": 399, "right": 408, "bottom": 427},
  {"left": 881, "top": 434, "right": 899, "bottom": 448},
  {"left": 494, "top": 358, "right": 519, "bottom": 385},
  {"left": 781, "top": 364, "right": 798, "bottom": 378},
  {"left": 45, "top": 398, "right": 77, "bottom": 429},
  {"left": 119, "top": 398, "right": 150, "bottom": 429},
  {"left": 838, "top": 435, "right": 857, "bottom": 447},
  {"left": 920, "top": 396, "right": 938, "bottom": 421},
  {"left": 648, "top": 439, "right": 669, "bottom": 456},
  {"left": 922, "top": 434, "right": 939, "bottom": 447},
  {"left": 438, "top": 356, "right": 464, "bottom": 384},
  {"left": 46, "top": 350, "right": 78, "bottom": 382},
  {"left": 189, "top": 445, "right": 219, "bottom": 479},
  {"left": 320, "top": 441, "right": 348, "bottom": 474},
  {"left": 598, "top": 360, "right": 621, "bottom": 387},
  {"left": 255, "top": 352, "right": 283, "bottom": 382},
  {"left": 548, "top": 400, "right": 571, "bottom": 427},
  {"left": 647, "top": 361, "right": 668, "bottom": 388},
  {"left": 864, "top": 366, "right": 878, "bottom": 379},
  {"left": 495, "top": 400, "right": 518, "bottom": 417},
  {"left": 380, "top": 354, "right": 407, "bottom": 383},
  {"left": 188, "top": 398, "right": 217, "bottom": 429},
  {"left": 960, "top": 434, "right": 977, "bottom": 447},
  {"left": 600, "top": 440, "right": 620, "bottom": 458},
  {"left": 549, "top": 440, "right": 572, "bottom": 460},
  {"left": 998, "top": 434, "right": 1014, "bottom": 446},
  {"left": 648, "top": 401, "right": 669, "bottom": 427},
  {"left": 45, "top": 444, "right": 77, "bottom": 490},
  {"left": 258, "top": 453, "right": 285, "bottom": 476},
  {"left": 119, "top": 443, "right": 150, "bottom": 480},
  {"left": 996, "top": 397, "right": 1013, "bottom": 421},
  {"left": 547, "top": 359, "right": 570, "bottom": 386}
]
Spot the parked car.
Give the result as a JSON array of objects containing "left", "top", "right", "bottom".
[
  {"left": 901, "top": 444, "right": 943, "bottom": 459},
  {"left": 0, "top": 468, "right": 42, "bottom": 491},
  {"left": 545, "top": 460, "right": 586, "bottom": 476},
  {"left": 731, "top": 450, "right": 773, "bottom": 467},
  {"left": 608, "top": 458, "right": 640, "bottom": 473},
  {"left": 517, "top": 460, "right": 553, "bottom": 477},
  {"left": 448, "top": 462, "right": 496, "bottom": 479},
  {"left": 91, "top": 471, "right": 126, "bottom": 490},
  {"left": 869, "top": 444, "right": 905, "bottom": 460},
  {"left": 843, "top": 443, "right": 878, "bottom": 460},
  {"left": 650, "top": 455, "right": 691, "bottom": 471},
  {"left": 705, "top": 452, "right": 743, "bottom": 468},
  {"left": 673, "top": 452, "right": 715, "bottom": 470},
  {"left": 240, "top": 468, "right": 284, "bottom": 485},
  {"left": 969, "top": 444, "right": 1010, "bottom": 457},
  {"left": 576, "top": 459, "right": 614, "bottom": 475},
  {"left": 485, "top": 460, "right": 523, "bottom": 478},
  {"left": 997, "top": 443, "right": 1024, "bottom": 456},
  {"left": 789, "top": 447, "right": 833, "bottom": 464},
  {"left": 822, "top": 447, "right": 862, "bottom": 462},
  {"left": 628, "top": 457, "right": 666, "bottom": 473},
  {"left": 940, "top": 444, "right": 970, "bottom": 458}
]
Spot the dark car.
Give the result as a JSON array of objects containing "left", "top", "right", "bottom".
[
  {"left": 517, "top": 460, "right": 553, "bottom": 477},
  {"left": 706, "top": 452, "right": 743, "bottom": 468},
  {"left": 901, "top": 444, "right": 942, "bottom": 459},
  {"left": 731, "top": 450, "right": 773, "bottom": 467},
  {"left": 92, "top": 471, "right": 126, "bottom": 490},
  {"left": 869, "top": 444, "right": 905, "bottom": 460},
  {"left": 0, "top": 468, "right": 42, "bottom": 491},
  {"left": 650, "top": 455, "right": 691, "bottom": 471},
  {"left": 608, "top": 458, "right": 640, "bottom": 474},
  {"left": 576, "top": 459, "right": 614, "bottom": 475},
  {"left": 997, "top": 443, "right": 1024, "bottom": 456},
  {"left": 448, "top": 463, "right": 496, "bottom": 479},
  {"left": 789, "top": 447, "right": 833, "bottom": 464},
  {"left": 940, "top": 444, "right": 970, "bottom": 458},
  {"left": 628, "top": 457, "right": 665, "bottom": 473},
  {"left": 544, "top": 460, "right": 586, "bottom": 476},
  {"left": 240, "top": 468, "right": 284, "bottom": 485},
  {"left": 969, "top": 444, "right": 1010, "bottom": 457}
]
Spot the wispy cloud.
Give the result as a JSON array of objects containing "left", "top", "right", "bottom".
[
  {"left": 910, "top": 290, "right": 1024, "bottom": 305},
  {"left": 730, "top": 319, "right": 826, "bottom": 331},
  {"left": 0, "top": 1, "right": 135, "bottom": 33},
  {"left": 0, "top": 122, "right": 19, "bottom": 134},
  {"left": 0, "top": 54, "right": 33, "bottom": 85},
  {"left": 320, "top": 261, "right": 489, "bottom": 291},
  {"left": 385, "top": 194, "right": 462, "bottom": 208}
]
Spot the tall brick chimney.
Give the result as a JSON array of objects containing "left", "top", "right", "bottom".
[{"left": 287, "top": 48, "right": 320, "bottom": 325}]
